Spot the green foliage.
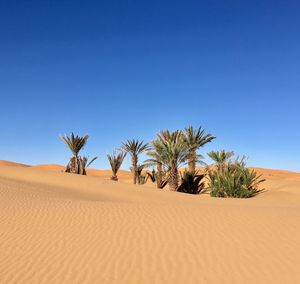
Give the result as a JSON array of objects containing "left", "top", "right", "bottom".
[
  {"left": 60, "top": 133, "right": 89, "bottom": 157},
  {"left": 122, "top": 139, "right": 150, "bottom": 184},
  {"left": 145, "top": 169, "right": 168, "bottom": 189},
  {"left": 79, "top": 156, "right": 98, "bottom": 175},
  {"left": 207, "top": 152, "right": 265, "bottom": 198},
  {"left": 184, "top": 126, "right": 215, "bottom": 166},
  {"left": 207, "top": 150, "right": 234, "bottom": 166},
  {"left": 80, "top": 156, "right": 98, "bottom": 169},
  {"left": 146, "top": 130, "right": 189, "bottom": 190},
  {"left": 152, "top": 130, "right": 189, "bottom": 170},
  {"left": 129, "top": 164, "right": 149, "bottom": 185},
  {"left": 178, "top": 171, "right": 206, "bottom": 194},
  {"left": 107, "top": 151, "right": 126, "bottom": 181},
  {"left": 183, "top": 126, "right": 216, "bottom": 150},
  {"left": 138, "top": 174, "right": 148, "bottom": 184},
  {"left": 137, "top": 164, "right": 149, "bottom": 184},
  {"left": 60, "top": 133, "right": 97, "bottom": 175},
  {"left": 146, "top": 169, "right": 157, "bottom": 182},
  {"left": 122, "top": 139, "right": 150, "bottom": 156}
]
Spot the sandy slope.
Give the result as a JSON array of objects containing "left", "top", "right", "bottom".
[
  {"left": 31, "top": 164, "right": 133, "bottom": 182},
  {"left": 0, "top": 165, "right": 300, "bottom": 284},
  {"left": 0, "top": 160, "right": 30, "bottom": 167}
]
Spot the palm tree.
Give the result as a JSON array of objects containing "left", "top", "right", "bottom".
[
  {"left": 146, "top": 144, "right": 165, "bottom": 188},
  {"left": 149, "top": 130, "right": 189, "bottom": 191},
  {"left": 207, "top": 150, "right": 234, "bottom": 170},
  {"left": 107, "top": 151, "right": 126, "bottom": 181},
  {"left": 135, "top": 164, "right": 147, "bottom": 184},
  {"left": 60, "top": 133, "right": 90, "bottom": 174},
  {"left": 183, "top": 126, "right": 215, "bottom": 173},
  {"left": 122, "top": 139, "right": 150, "bottom": 184},
  {"left": 79, "top": 156, "right": 98, "bottom": 175}
]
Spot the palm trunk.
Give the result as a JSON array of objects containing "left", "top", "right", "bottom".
[
  {"left": 78, "top": 157, "right": 85, "bottom": 175},
  {"left": 66, "top": 156, "right": 80, "bottom": 174},
  {"left": 111, "top": 174, "right": 118, "bottom": 181},
  {"left": 188, "top": 150, "right": 196, "bottom": 174},
  {"left": 132, "top": 155, "right": 137, "bottom": 184},
  {"left": 168, "top": 162, "right": 179, "bottom": 191},
  {"left": 157, "top": 162, "right": 163, "bottom": 188}
]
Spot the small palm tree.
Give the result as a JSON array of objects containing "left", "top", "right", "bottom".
[
  {"left": 122, "top": 139, "right": 150, "bottom": 184},
  {"left": 79, "top": 156, "right": 98, "bottom": 175},
  {"left": 135, "top": 164, "right": 147, "bottom": 184},
  {"left": 150, "top": 130, "right": 189, "bottom": 191},
  {"left": 61, "top": 133, "right": 90, "bottom": 174},
  {"left": 146, "top": 145, "right": 165, "bottom": 188},
  {"left": 146, "top": 169, "right": 157, "bottom": 183},
  {"left": 183, "top": 126, "right": 215, "bottom": 173},
  {"left": 107, "top": 151, "right": 126, "bottom": 181},
  {"left": 208, "top": 150, "right": 234, "bottom": 170}
]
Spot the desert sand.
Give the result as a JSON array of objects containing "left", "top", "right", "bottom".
[{"left": 0, "top": 162, "right": 300, "bottom": 283}]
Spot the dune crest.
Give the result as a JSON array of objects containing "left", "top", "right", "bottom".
[{"left": 0, "top": 160, "right": 30, "bottom": 167}]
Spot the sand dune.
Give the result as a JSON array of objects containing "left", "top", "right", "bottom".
[
  {"left": 32, "top": 164, "right": 133, "bottom": 181},
  {"left": 0, "top": 160, "right": 30, "bottom": 167},
  {"left": 0, "top": 164, "right": 300, "bottom": 283},
  {"left": 32, "top": 164, "right": 65, "bottom": 171}
]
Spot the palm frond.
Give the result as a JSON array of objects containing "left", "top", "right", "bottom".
[
  {"left": 122, "top": 139, "right": 150, "bottom": 156},
  {"left": 178, "top": 171, "right": 206, "bottom": 194},
  {"left": 107, "top": 151, "right": 127, "bottom": 175},
  {"left": 184, "top": 126, "right": 215, "bottom": 150},
  {"left": 208, "top": 150, "right": 234, "bottom": 165},
  {"left": 80, "top": 156, "right": 98, "bottom": 169},
  {"left": 60, "top": 133, "right": 89, "bottom": 156}
]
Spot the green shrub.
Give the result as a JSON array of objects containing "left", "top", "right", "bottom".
[
  {"left": 207, "top": 152, "right": 265, "bottom": 198},
  {"left": 138, "top": 174, "right": 148, "bottom": 184}
]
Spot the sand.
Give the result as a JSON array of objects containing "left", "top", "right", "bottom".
[
  {"left": 0, "top": 163, "right": 300, "bottom": 283},
  {"left": 0, "top": 160, "right": 30, "bottom": 168}
]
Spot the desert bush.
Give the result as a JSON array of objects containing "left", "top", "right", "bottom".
[{"left": 207, "top": 152, "right": 265, "bottom": 198}]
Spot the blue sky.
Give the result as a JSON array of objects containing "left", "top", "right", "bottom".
[{"left": 0, "top": 0, "right": 299, "bottom": 171}]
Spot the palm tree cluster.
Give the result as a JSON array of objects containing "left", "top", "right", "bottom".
[
  {"left": 145, "top": 126, "right": 215, "bottom": 191},
  {"left": 60, "top": 127, "right": 264, "bottom": 198}
]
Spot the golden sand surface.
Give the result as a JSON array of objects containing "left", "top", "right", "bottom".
[{"left": 0, "top": 162, "right": 300, "bottom": 283}]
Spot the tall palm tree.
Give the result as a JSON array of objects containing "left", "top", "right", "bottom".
[
  {"left": 122, "top": 139, "right": 150, "bottom": 184},
  {"left": 61, "top": 133, "right": 90, "bottom": 174},
  {"left": 107, "top": 151, "right": 126, "bottom": 181},
  {"left": 149, "top": 130, "right": 189, "bottom": 191},
  {"left": 183, "top": 126, "right": 215, "bottom": 173}
]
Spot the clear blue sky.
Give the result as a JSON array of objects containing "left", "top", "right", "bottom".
[{"left": 0, "top": 0, "right": 299, "bottom": 171}]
